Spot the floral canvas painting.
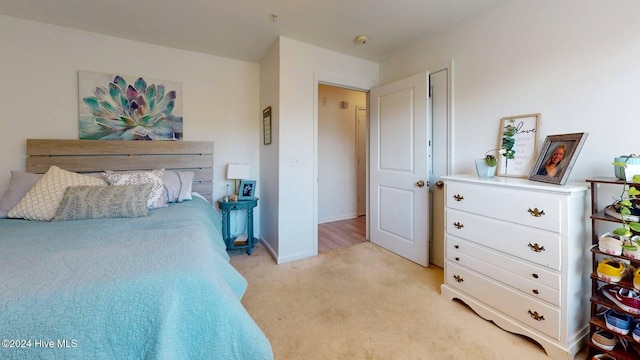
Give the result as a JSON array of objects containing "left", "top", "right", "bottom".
[{"left": 79, "top": 71, "right": 183, "bottom": 140}]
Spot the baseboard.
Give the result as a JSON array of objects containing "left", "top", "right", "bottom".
[
  {"left": 318, "top": 213, "right": 358, "bottom": 224},
  {"left": 258, "top": 237, "right": 317, "bottom": 264},
  {"left": 259, "top": 237, "right": 278, "bottom": 261}
]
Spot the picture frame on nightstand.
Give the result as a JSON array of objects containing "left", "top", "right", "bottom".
[{"left": 238, "top": 180, "right": 256, "bottom": 200}]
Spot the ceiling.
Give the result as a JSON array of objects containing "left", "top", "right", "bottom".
[{"left": 0, "top": 0, "right": 499, "bottom": 63}]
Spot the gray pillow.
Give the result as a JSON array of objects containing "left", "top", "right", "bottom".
[
  {"left": 163, "top": 170, "right": 194, "bottom": 203},
  {"left": 0, "top": 171, "right": 43, "bottom": 218},
  {"left": 53, "top": 184, "right": 153, "bottom": 221}
]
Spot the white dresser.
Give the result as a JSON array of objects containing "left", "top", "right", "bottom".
[{"left": 441, "top": 175, "right": 590, "bottom": 360}]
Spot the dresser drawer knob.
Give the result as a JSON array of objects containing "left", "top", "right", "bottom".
[
  {"left": 532, "top": 273, "right": 539, "bottom": 279},
  {"left": 453, "top": 275, "right": 464, "bottom": 283},
  {"left": 527, "top": 310, "right": 545, "bottom": 321},
  {"left": 453, "top": 222, "right": 464, "bottom": 229},
  {"left": 532, "top": 289, "right": 539, "bottom": 295},
  {"left": 453, "top": 194, "right": 464, "bottom": 202},
  {"left": 454, "top": 245, "right": 460, "bottom": 249},
  {"left": 455, "top": 257, "right": 460, "bottom": 261},
  {"left": 527, "top": 208, "right": 545, "bottom": 217},
  {"left": 528, "top": 243, "right": 546, "bottom": 252}
]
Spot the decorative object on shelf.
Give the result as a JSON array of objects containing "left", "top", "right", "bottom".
[
  {"left": 475, "top": 149, "right": 499, "bottom": 178},
  {"left": 528, "top": 132, "right": 588, "bottom": 185},
  {"left": 238, "top": 180, "right": 256, "bottom": 200},
  {"left": 78, "top": 71, "right": 183, "bottom": 140},
  {"left": 497, "top": 113, "right": 539, "bottom": 178},
  {"left": 226, "top": 163, "right": 249, "bottom": 196},
  {"left": 614, "top": 154, "right": 640, "bottom": 181},
  {"left": 263, "top": 106, "right": 272, "bottom": 145},
  {"left": 609, "top": 161, "right": 640, "bottom": 238}
]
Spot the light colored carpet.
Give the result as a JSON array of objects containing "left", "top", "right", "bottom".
[{"left": 230, "top": 242, "right": 589, "bottom": 360}]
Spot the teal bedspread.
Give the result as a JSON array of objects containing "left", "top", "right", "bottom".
[{"left": 0, "top": 197, "right": 273, "bottom": 360}]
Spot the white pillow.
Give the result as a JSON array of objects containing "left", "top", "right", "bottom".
[
  {"left": 102, "top": 169, "right": 167, "bottom": 209},
  {"left": 8, "top": 166, "right": 107, "bottom": 221}
]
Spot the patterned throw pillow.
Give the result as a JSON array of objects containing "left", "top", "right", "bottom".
[
  {"left": 8, "top": 166, "right": 107, "bottom": 221},
  {"left": 52, "top": 184, "right": 153, "bottom": 221},
  {"left": 102, "top": 169, "right": 167, "bottom": 209}
]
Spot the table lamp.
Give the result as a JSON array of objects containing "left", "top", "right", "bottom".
[{"left": 226, "top": 163, "right": 249, "bottom": 200}]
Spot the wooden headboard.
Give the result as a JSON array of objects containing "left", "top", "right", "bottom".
[{"left": 26, "top": 139, "right": 214, "bottom": 202}]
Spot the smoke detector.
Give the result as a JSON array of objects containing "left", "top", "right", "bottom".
[{"left": 355, "top": 35, "right": 369, "bottom": 45}]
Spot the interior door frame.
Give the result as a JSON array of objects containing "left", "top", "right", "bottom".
[
  {"left": 313, "top": 75, "right": 372, "bottom": 255},
  {"left": 312, "top": 60, "right": 453, "bottom": 257},
  {"left": 355, "top": 105, "right": 367, "bottom": 217},
  {"left": 428, "top": 59, "right": 454, "bottom": 267}
]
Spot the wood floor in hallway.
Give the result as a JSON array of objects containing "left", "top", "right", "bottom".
[{"left": 318, "top": 216, "right": 366, "bottom": 254}]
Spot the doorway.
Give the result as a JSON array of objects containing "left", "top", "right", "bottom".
[
  {"left": 317, "top": 84, "right": 367, "bottom": 253},
  {"left": 314, "top": 64, "right": 452, "bottom": 261}
]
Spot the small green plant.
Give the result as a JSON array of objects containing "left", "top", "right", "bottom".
[
  {"left": 484, "top": 149, "right": 504, "bottom": 167},
  {"left": 611, "top": 160, "right": 640, "bottom": 237},
  {"left": 501, "top": 119, "right": 517, "bottom": 174}
]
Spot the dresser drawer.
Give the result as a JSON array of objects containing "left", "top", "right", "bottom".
[
  {"left": 446, "top": 209, "right": 561, "bottom": 270},
  {"left": 446, "top": 262, "right": 560, "bottom": 340},
  {"left": 447, "top": 245, "right": 560, "bottom": 306},
  {"left": 446, "top": 181, "right": 561, "bottom": 232},
  {"left": 447, "top": 236, "right": 560, "bottom": 290}
]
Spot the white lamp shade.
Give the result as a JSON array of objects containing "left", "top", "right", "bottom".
[{"left": 226, "top": 163, "right": 249, "bottom": 180}]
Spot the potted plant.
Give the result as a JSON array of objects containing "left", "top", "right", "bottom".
[
  {"left": 611, "top": 161, "right": 640, "bottom": 236},
  {"left": 475, "top": 149, "right": 501, "bottom": 178},
  {"left": 606, "top": 161, "right": 640, "bottom": 258}
]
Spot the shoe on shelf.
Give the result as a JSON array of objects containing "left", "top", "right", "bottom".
[
  {"left": 600, "top": 232, "right": 625, "bottom": 256},
  {"left": 605, "top": 199, "right": 640, "bottom": 222},
  {"left": 633, "top": 320, "right": 640, "bottom": 343},
  {"left": 634, "top": 268, "right": 640, "bottom": 292},
  {"left": 591, "top": 329, "right": 618, "bottom": 351},
  {"left": 623, "top": 236, "right": 640, "bottom": 259},
  {"left": 598, "top": 259, "right": 634, "bottom": 283},
  {"left": 604, "top": 308, "right": 632, "bottom": 335},
  {"left": 591, "top": 353, "right": 616, "bottom": 360},
  {"left": 601, "top": 284, "right": 640, "bottom": 315}
]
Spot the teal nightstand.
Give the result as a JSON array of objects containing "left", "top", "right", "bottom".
[{"left": 217, "top": 198, "right": 258, "bottom": 255}]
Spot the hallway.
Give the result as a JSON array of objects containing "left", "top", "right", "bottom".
[{"left": 318, "top": 216, "right": 366, "bottom": 254}]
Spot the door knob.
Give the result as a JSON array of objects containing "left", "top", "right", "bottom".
[{"left": 416, "top": 180, "right": 425, "bottom": 187}]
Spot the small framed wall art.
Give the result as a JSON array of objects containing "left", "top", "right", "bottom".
[
  {"left": 528, "top": 132, "right": 588, "bottom": 185},
  {"left": 263, "top": 106, "right": 272, "bottom": 145},
  {"left": 497, "top": 113, "right": 539, "bottom": 178}
]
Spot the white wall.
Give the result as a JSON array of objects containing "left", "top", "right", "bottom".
[
  {"left": 275, "top": 37, "right": 378, "bottom": 263},
  {"left": 380, "top": 0, "right": 640, "bottom": 185},
  {"left": 318, "top": 84, "right": 366, "bottom": 223},
  {"left": 259, "top": 41, "right": 280, "bottom": 254},
  {"left": 0, "top": 15, "right": 260, "bottom": 227}
]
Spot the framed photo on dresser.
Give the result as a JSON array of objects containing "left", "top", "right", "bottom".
[{"left": 528, "top": 132, "right": 588, "bottom": 185}]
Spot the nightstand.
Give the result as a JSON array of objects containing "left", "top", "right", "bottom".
[{"left": 217, "top": 198, "right": 258, "bottom": 255}]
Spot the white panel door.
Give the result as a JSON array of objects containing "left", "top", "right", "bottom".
[{"left": 370, "top": 72, "right": 429, "bottom": 266}]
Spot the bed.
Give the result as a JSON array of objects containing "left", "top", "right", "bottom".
[{"left": 0, "top": 139, "right": 273, "bottom": 360}]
